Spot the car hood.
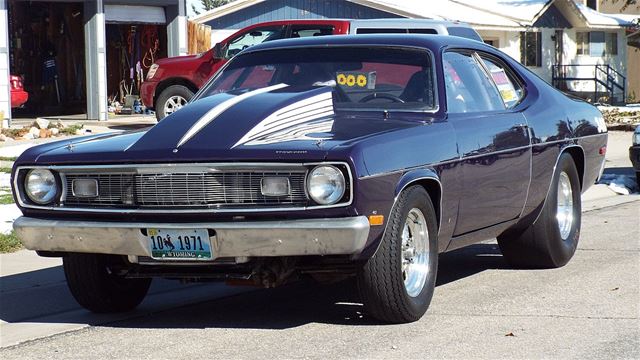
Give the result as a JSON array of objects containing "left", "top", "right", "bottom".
[
  {"left": 155, "top": 53, "right": 203, "bottom": 66},
  {"left": 21, "top": 85, "right": 426, "bottom": 165}
]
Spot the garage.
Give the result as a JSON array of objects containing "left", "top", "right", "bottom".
[
  {"left": 8, "top": 1, "right": 86, "bottom": 117},
  {"left": 104, "top": 6, "right": 169, "bottom": 115},
  {"left": 0, "top": 0, "right": 187, "bottom": 125}
]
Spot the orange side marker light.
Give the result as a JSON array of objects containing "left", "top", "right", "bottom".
[{"left": 369, "top": 215, "right": 384, "bottom": 226}]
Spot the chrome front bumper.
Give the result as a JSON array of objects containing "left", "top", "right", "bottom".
[{"left": 14, "top": 216, "right": 370, "bottom": 258}]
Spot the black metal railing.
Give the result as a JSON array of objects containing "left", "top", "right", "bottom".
[{"left": 552, "top": 64, "right": 626, "bottom": 104}]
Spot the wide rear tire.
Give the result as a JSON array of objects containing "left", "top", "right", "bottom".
[
  {"left": 498, "top": 153, "right": 581, "bottom": 268},
  {"left": 357, "top": 186, "right": 438, "bottom": 323},
  {"left": 63, "top": 253, "right": 151, "bottom": 313}
]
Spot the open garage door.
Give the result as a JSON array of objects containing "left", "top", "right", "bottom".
[{"left": 104, "top": 5, "right": 166, "bottom": 25}]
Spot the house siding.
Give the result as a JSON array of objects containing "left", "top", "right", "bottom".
[
  {"left": 204, "top": 0, "right": 400, "bottom": 29},
  {"left": 598, "top": 0, "right": 639, "bottom": 100}
]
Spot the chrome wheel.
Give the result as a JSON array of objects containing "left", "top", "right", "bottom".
[
  {"left": 556, "top": 171, "right": 574, "bottom": 240},
  {"left": 401, "top": 208, "right": 430, "bottom": 297},
  {"left": 163, "top": 95, "right": 188, "bottom": 116}
]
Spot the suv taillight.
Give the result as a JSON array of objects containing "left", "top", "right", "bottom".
[{"left": 10, "top": 75, "right": 23, "bottom": 90}]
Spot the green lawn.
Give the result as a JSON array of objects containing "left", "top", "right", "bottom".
[
  {"left": 0, "top": 193, "right": 14, "bottom": 204},
  {"left": 0, "top": 167, "right": 12, "bottom": 173},
  {"left": 0, "top": 231, "right": 22, "bottom": 253}
]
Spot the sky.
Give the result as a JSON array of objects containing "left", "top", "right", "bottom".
[{"left": 187, "top": 0, "right": 205, "bottom": 18}]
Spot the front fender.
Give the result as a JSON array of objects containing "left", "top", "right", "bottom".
[
  {"left": 354, "top": 168, "right": 446, "bottom": 260},
  {"left": 395, "top": 168, "right": 440, "bottom": 197}
]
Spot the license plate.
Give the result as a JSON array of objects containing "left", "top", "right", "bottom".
[{"left": 147, "top": 228, "right": 212, "bottom": 260}]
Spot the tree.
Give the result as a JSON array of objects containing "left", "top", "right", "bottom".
[
  {"left": 201, "top": 0, "right": 234, "bottom": 11},
  {"left": 192, "top": 0, "right": 235, "bottom": 15},
  {"left": 603, "top": 0, "right": 639, "bottom": 12}
]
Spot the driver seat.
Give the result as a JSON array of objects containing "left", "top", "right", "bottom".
[{"left": 400, "top": 71, "right": 434, "bottom": 105}]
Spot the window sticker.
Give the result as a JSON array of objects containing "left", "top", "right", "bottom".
[
  {"left": 336, "top": 71, "right": 377, "bottom": 89},
  {"left": 489, "top": 68, "right": 517, "bottom": 104}
]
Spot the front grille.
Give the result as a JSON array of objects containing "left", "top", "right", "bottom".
[{"left": 62, "top": 170, "right": 308, "bottom": 209}]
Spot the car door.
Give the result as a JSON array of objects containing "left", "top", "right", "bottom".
[{"left": 443, "top": 50, "right": 531, "bottom": 236}]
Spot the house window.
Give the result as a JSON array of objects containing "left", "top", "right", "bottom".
[
  {"left": 520, "top": 32, "right": 542, "bottom": 67},
  {"left": 576, "top": 32, "right": 590, "bottom": 55},
  {"left": 606, "top": 33, "right": 618, "bottom": 55},
  {"left": 577, "top": 32, "right": 618, "bottom": 56},
  {"left": 484, "top": 39, "right": 498, "bottom": 47},
  {"left": 590, "top": 31, "right": 605, "bottom": 56}
]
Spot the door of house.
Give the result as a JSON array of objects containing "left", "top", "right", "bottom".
[{"left": 555, "top": 30, "right": 564, "bottom": 64}]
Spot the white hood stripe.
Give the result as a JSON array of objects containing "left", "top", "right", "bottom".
[
  {"left": 176, "top": 83, "right": 289, "bottom": 148},
  {"left": 232, "top": 91, "right": 334, "bottom": 148},
  {"left": 243, "top": 119, "right": 334, "bottom": 146}
]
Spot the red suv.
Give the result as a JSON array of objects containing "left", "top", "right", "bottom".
[
  {"left": 142, "top": 19, "right": 481, "bottom": 120},
  {"left": 10, "top": 75, "right": 29, "bottom": 108}
]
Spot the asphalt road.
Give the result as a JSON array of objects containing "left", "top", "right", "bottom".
[{"left": 0, "top": 198, "right": 638, "bottom": 359}]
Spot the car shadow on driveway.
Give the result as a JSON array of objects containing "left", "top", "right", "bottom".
[
  {"left": 106, "top": 243, "right": 512, "bottom": 329},
  {"left": 0, "top": 243, "right": 512, "bottom": 329}
]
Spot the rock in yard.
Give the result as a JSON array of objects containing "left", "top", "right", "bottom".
[
  {"left": 39, "top": 128, "right": 52, "bottom": 138},
  {"left": 0, "top": 134, "right": 6, "bottom": 142},
  {"left": 75, "top": 129, "right": 85, "bottom": 135},
  {"left": 35, "top": 118, "right": 50, "bottom": 129},
  {"left": 50, "top": 128, "right": 59, "bottom": 136},
  {"left": 28, "top": 127, "right": 40, "bottom": 138},
  {"left": 22, "top": 132, "right": 35, "bottom": 140}
]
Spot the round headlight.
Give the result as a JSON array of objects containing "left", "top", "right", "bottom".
[
  {"left": 307, "top": 165, "right": 346, "bottom": 205},
  {"left": 25, "top": 169, "right": 58, "bottom": 205}
]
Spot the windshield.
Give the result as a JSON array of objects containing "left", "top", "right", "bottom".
[{"left": 197, "top": 47, "right": 436, "bottom": 111}]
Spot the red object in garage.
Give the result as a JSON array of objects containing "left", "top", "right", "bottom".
[{"left": 10, "top": 75, "right": 29, "bottom": 108}]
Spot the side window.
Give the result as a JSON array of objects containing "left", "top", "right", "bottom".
[
  {"left": 443, "top": 52, "right": 505, "bottom": 114},
  {"left": 408, "top": 29, "right": 437, "bottom": 34},
  {"left": 225, "top": 26, "right": 286, "bottom": 59},
  {"left": 479, "top": 56, "right": 524, "bottom": 109},
  {"left": 446, "top": 27, "right": 482, "bottom": 41},
  {"left": 290, "top": 26, "right": 334, "bottom": 38},
  {"left": 356, "top": 28, "right": 407, "bottom": 34}
]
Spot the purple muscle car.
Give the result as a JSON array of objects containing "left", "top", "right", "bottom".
[{"left": 11, "top": 34, "right": 607, "bottom": 323}]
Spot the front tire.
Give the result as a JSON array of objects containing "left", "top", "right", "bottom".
[
  {"left": 63, "top": 254, "right": 151, "bottom": 313},
  {"left": 357, "top": 186, "right": 438, "bottom": 323},
  {"left": 498, "top": 153, "right": 582, "bottom": 268},
  {"left": 155, "top": 85, "right": 194, "bottom": 121}
]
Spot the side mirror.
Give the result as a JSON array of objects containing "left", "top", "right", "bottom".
[{"left": 212, "top": 43, "right": 227, "bottom": 60}]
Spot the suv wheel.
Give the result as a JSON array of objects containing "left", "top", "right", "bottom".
[{"left": 156, "top": 85, "right": 194, "bottom": 121}]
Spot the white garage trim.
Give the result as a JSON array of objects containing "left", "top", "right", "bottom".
[{"left": 105, "top": 5, "right": 166, "bottom": 25}]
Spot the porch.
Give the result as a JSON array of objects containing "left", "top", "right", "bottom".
[{"left": 552, "top": 63, "right": 627, "bottom": 105}]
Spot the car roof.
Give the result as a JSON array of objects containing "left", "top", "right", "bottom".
[
  {"left": 243, "top": 33, "right": 488, "bottom": 55},
  {"left": 348, "top": 18, "right": 473, "bottom": 28}
]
